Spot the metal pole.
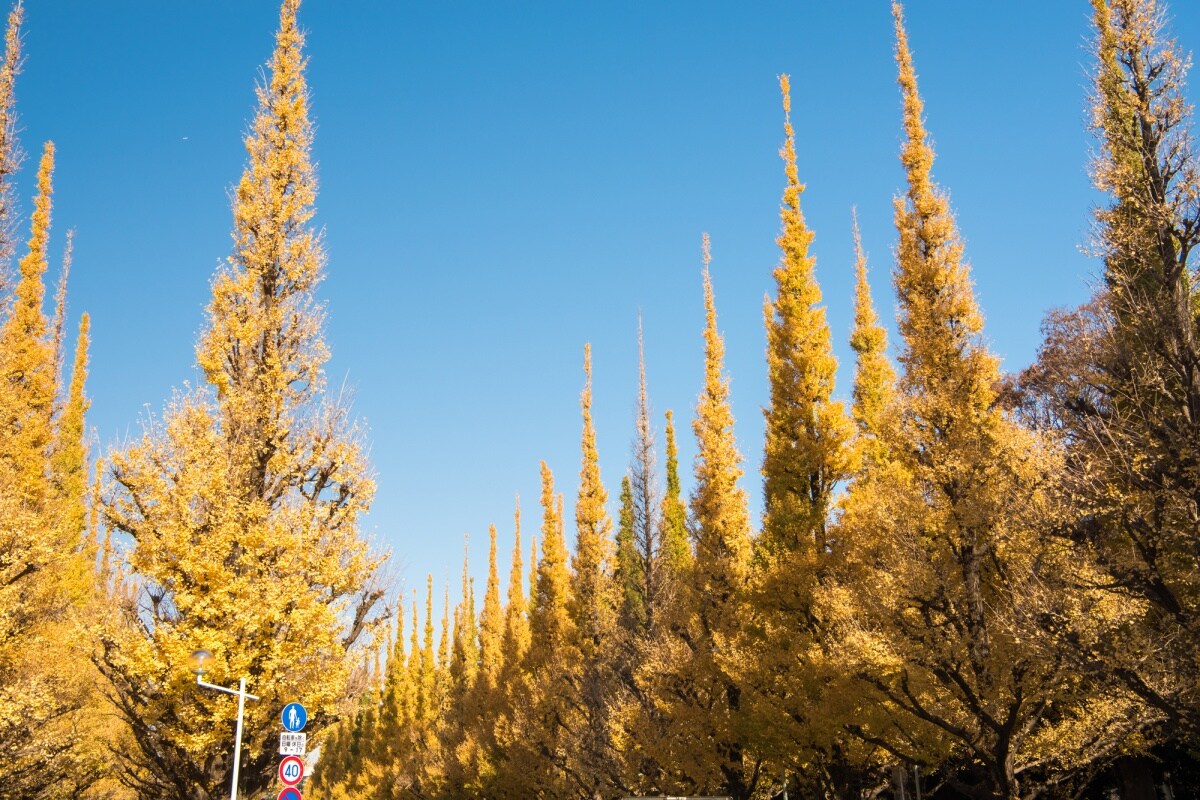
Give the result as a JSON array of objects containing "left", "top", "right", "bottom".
[{"left": 230, "top": 677, "right": 246, "bottom": 800}]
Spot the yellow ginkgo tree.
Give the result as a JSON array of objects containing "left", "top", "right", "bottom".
[{"left": 97, "top": 2, "right": 384, "bottom": 798}]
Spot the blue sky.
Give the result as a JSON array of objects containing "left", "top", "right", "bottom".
[{"left": 15, "top": 2, "right": 1200, "bottom": 606}]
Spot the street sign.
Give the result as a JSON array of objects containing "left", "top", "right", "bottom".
[
  {"left": 277, "top": 788, "right": 302, "bottom": 800},
  {"left": 278, "top": 755, "right": 305, "bottom": 787},
  {"left": 280, "top": 732, "right": 307, "bottom": 756},
  {"left": 282, "top": 702, "right": 308, "bottom": 732}
]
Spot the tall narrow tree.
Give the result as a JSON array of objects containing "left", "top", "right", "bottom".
[
  {"left": 462, "top": 523, "right": 504, "bottom": 794},
  {"left": 629, "top": 322, "right": 663, "bottom": 631},
  {"left": 745, "top": 74, "right": 856, "bottom": 792},
  {"left": 0, "top": 1, "right": 20, "bottom": 302},
  {"left": 647, "top": 236, "right": 758, "bottom": 800},
  {"left": 658, "top": 409, "right": 690, "bottom": 574},
  {"left": 521, "top": 462, "right": 575, "bottom": 795},
  {"left": 566, "top": 344, "right": 620, "bottom": 796},
  {"left": 832, "top": 8, "right": 1146, "bottom": 797},
  {"left": 48, "top": 231, "right": 72, "bottom": 385},
  {"left": 847, "top": 210, "right": 895, "bottom": 467},
  {"left": 760, "top": 75, "right": 854, "bottom": 559},
  {"left": 491, "top": 500, "right": 533, "bottom": 799},
  {"left": 614, "top": 475, "right": 642, "bottom": 633},
  {"left": 98, "top": 2, "right": 383, "bottom": 796},
  {"left": 0, "top": 143, "right": 55, "bottom": 495},
  {"left": 52, "top": 313, "right": 90, "bottom": 557},
  {"left": 0, "top": 139, "right": 105, "bottom": 800},
  {"left": 445, "top": 540, "right": 479, "bottom": 795},
  {"left": 1056, "top": 0, "right": 1200, "bottom": 742}
]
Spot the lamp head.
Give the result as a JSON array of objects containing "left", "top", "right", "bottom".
[{"left": 189, "top": 649, "right": 213, "bottom": 677}]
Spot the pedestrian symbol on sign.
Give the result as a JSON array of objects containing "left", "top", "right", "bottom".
[{"left": 281, "top": 702, "right": 307, "bottom": 732}]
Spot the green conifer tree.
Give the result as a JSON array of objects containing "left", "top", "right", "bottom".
[
  {"left": 614, "top": 474, "right": 643, "bottom": 633},
  {"left": 659, "top": 410, "right": 690, "bottom": 575}
]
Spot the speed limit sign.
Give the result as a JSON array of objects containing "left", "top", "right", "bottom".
[{"left": 279, "top": 755, "right": 305, "bottom": 787}]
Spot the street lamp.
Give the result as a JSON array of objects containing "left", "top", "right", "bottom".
[{"left": 191, "top": 649, "right": 260, "bottom": 800}]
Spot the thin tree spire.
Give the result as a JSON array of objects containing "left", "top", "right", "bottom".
[
  {"left": 682, "top": 233, "right": 756, "bottom": 799},
  {"left": 479, "top": 523, "right": 503, "bottom": 688},
  {"left": 0, "top": 1, "right": 23, "bottom": 298},
  {"left": 53, "top": 312, "right": 90, "bottom": 554},
  {"left": 0, "top": 142, "right": 56, "bottom": 494},
  {"left": 848, "top": 208, "right": 895, "bottom": 463},
  {"left": 630, "top": 317, "right": 661, "bottom": 628},
  {"left": 760, "top": 74, "right": 852, "bottom": 556},
  {"left": 532, "top": 461, "right": 571, "bottom": 651},
  {"left": 660, "top": 409, "right": 690, "bottom": 573},
  {"left": 892, "top": 1, "right": 996, "bottom": 401},
  {"left": 571, "top": 344, "right": 615, "bottom": 647},
  {"left": 503, "top": 496, "right": 530, "bottom": 662},
  {"left": 614, "top": 473, "right": 643, "bottom": 631},
  {"left": 692, "top": 234, "right": 750, "bottom": 572},
  {"left": 50, "top": 230, "right": 73, "bottom": 384}
]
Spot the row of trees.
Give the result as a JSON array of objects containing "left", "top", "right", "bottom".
[
  {"left": 1, "top": 0, "right": 1197, "bottom": 798},
  {"left": 313, "top": 0, "right": 1200, "bottom": 798}
]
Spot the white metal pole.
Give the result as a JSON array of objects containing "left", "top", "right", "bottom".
[{"left": 230, "top": 677, "right": 246, "bottom": 800}]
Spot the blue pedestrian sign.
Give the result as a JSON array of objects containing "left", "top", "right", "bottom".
[{"left": 282, "top": 702, "right": 307, "bottom": 733}]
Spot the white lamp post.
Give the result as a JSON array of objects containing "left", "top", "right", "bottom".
[{"left": 190, "top": 649, "right": 260, "bottom": 800}]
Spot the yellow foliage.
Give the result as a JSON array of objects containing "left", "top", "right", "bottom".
[
  {"left": 760, "top": 75, "right": 854, "bottom": 559},
  {"left": 825, "top": 8, "right": 1153, "bottom": 797},
  {"left": 97, "top": 2, "right": 383, "bottom": 797},
  {"left": 848, "top": 210, "right": 896, "bottom": 469},
  {"left": 0, "top": 111, "right": 113, "bottom": 796},
  {"left": 636, "top": 237, "right": 759, "bottom": 800}
]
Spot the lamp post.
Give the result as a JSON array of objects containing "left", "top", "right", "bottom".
[{"left": 190, "top": 649, "right": 260, "bottom": 800}]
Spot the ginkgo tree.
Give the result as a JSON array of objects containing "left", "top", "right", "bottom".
[
  {"left": 827, "top": 6, "right": 1152, "bottom": 798},
  {"left": 96, "top": 1, "right": 384, "bottom": 798}
]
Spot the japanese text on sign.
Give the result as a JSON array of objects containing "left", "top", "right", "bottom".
[{"left": 280, "top": 732, "right": 307, "bottom": 756}]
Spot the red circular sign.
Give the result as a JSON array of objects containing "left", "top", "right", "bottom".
[
  {"left": 278, "top": 755, "right": 305, "bottom": 787},
  {"left": 277, "top": 787, "right": 302, "bottom": 800}
]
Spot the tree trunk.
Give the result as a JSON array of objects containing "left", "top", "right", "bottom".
[{"left": 1115, "top": 755, "right": 1156, "bottom": 800}]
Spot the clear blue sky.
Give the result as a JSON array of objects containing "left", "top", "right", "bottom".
[{"left": 15, "top": 2, "right": 1200, "bottom": 606}]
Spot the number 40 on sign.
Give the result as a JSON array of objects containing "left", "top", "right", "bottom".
[{"left": 279, "top": 755, "right": 304, "bottom": 787}]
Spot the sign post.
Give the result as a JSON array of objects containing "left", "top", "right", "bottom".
[{"left": 278, "top": 702, "right": 308, "bottom": 800}]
